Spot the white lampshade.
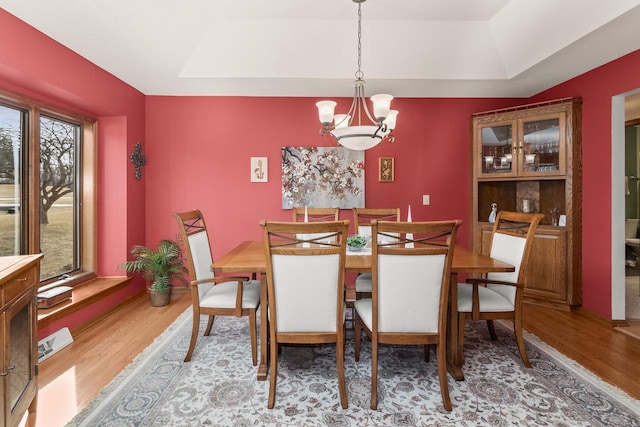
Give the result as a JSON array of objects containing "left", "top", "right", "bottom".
[
  {"left": 384, "top": 110, "right": 398, "bottom": 130},
  {"left": 316, "top": 100, "right": 337, "bottom": 125},
  {"left": 370, "top": 94, "right": 393, "bottom": 120},
  {"left": 331, "top": 125, "right": 389, "bottom": 151},
  {"left": 334, "top": 114, "right": 350, "bottom": 129}
]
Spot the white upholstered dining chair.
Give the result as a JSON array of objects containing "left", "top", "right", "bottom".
[
  {"left": 354, "top": 219, "right": 461, "bottom": 411},
  {"left": 174, "top": 210, "right": 261, "bottom": 363},
  {"left": 456, "top": 210, "right": 543, "bottom": 368},
  {"left": 260, "top": 220, "right": 349, "bottom": 409},
  {"left": 351, "top": 208, "right": 400, "bottom": 298}
]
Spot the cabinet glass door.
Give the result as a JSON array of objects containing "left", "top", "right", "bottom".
[
  {"left": 479, "top": 123, "right": 515, "bottom": 177},
  {"left": 9, "top": 299, "right": 32, "bottom": 413},
  {"left": 520, "top": 116, "right": 564, "bottom": 175}
]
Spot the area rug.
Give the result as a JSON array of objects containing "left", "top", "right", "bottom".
[{"left": 66, "top": 309, "right": 640, "bottom": 427}]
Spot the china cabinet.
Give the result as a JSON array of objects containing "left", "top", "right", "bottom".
[
  {"left": 471, "top": 99, "right": 582, "bottom": 309},
  {"left": 1, "top": 254, "right": 42, "bottom": 427}
]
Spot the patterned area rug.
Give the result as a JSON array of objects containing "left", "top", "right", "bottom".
[{"left": 66, "top": 309, "right": 640, "bottom": 426}]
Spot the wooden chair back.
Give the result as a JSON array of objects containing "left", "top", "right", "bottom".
[
  {"left": 292, "top": 208, "right": 341, "bottom": 243},
  {"left": 353, "top": 208, "right": 400, "bottom": 241},
  {"left": 372, "top": 220, "right": 460, "bottom": 334},
  {"left": 173, "top": 209, "right": 214, "bottom": 284},
  {"left": 292, "top": 207, "right": 339, "bottom": 222},
  {"left": 262, "top": 220, "right": 348, "bottom": 333},
  {"left": 485, "top": 211, "right": 544, "bottom": 304}
]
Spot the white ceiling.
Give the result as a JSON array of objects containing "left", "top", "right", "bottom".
[{"left": 2, "top": 0, "right": 640, "bottom": 98}]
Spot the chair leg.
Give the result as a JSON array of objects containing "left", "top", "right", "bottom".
[
  {"left": 204, "top": 315, "right": 215, "bottom": 336},
  {"left": 268, "top": 335, "right": 278, "bottom": 409},
  {"left": 371, "top": 338, "right": 378, "bottom": 410},
  {"left": 184, "top": 313, "right": 200, "bottom": 363},
  {"left": 456, "top": 314, "right": 466, "bottom": 366},
  {"left": 514, "top": 318, "right": 532, "bottom": 368},
  {"left": 436, "top": 342, "right": 452, "bottom": 411},
  {"left": 486, "top": 319, "right": 497, "bottom": 340},
  {"left": 337, "top": 337, "right": 348, "bottom": 409},
  {"left": 354, "top": 315, "right": 362, "bottom": 362},
  {"left": 249, "top": 310, "right": 257, "bottom": 366},
  {"left": 423, "top": 344, "right": 431, "bottom": 363}
]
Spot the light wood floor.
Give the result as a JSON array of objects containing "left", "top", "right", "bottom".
[
  {"left": 21, "top": 293, "right": 640, "bottom": 427},
  {"left": 21, "top": 292, "right": 192, "bottom": 427}
]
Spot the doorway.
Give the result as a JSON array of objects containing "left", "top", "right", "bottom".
[
  {"left": 624, "top": 120, "right": 640, "bottom": 320},
  {"left": 612, "top": 91, "right": 640, "bottom": 331}
]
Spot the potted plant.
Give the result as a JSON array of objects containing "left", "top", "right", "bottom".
[
  {"left": 119, "top": 239, "right": 188, "bottom": 307},
  {"left": 347, "top": 234, "right": 368, "bottom": 252}
]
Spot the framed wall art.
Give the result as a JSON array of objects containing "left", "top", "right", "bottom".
[
  {"left": 281, "top": 147, "right": 364, "bottom": 208},
  {"left": 251, "top": 157, "right": 268, "bottom": 182},
  {"left": 379, "top": 157, "right": 394, "bottom": 182}
]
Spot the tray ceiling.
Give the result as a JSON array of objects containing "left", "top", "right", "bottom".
[{"left": 2, "top": 0, "right": 640, "bottom": 97}]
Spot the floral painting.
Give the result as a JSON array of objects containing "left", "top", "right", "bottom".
[{"left": 282, "top": 147, "right": 364, "bottom": 209}]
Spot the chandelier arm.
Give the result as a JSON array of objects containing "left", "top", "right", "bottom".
[
  {"left": 353, "top": 82, "right": 378, "bottom": 126},
  {"left": 336, "top": 133, "right": 383, "bottom": 141},
  {"left": 372, "top": 122, "right": 388, "bottom": 139},
  {"left": 343, "top": 87, "right": 360, "bottom": 126}
]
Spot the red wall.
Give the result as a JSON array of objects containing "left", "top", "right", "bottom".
[
  {"left": 0, "top": 10, "right": 148, "bottom": 333},
  {"left": 531, "top": 49, "right": 640, "bottom": 317},
  {"left": 3, "top": 7, "right": 640, "bottom": 324},
  {"left": 144, "top": 96, "right": 519, "bottom": 261},
  {"left": 535, "top": 51, "right": 640, "bottom": 318}
]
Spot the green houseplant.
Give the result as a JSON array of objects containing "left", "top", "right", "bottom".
[
  {"left": 347, "top": 234, "right": 368, "bottom": 252},
  {"left": 119, "top": 239, "right": 188, "bottom": 306}
]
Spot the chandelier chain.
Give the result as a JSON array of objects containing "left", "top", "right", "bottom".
[{"left": 356, "top": 2, "right": 363, "bottom": 81}]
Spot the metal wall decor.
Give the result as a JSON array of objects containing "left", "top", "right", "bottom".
[{"left": 130, "top": 142, "right": 146, "bottom": 180}]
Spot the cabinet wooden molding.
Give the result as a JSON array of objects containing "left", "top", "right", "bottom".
[
  {"left": 1, "top": 254, "right": 43, "bottom": 427},
  {"left": 471, "top": 98, "right": 582, "bottom": 309}
]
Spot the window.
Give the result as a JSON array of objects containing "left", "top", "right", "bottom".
[{"left": 0, "top": 92, "right": 96, "bottom": 287}]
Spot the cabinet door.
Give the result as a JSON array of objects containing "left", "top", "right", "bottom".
[
  {"left": 4, "top": 290, "right": 37, "bottom": 427},
  {"left": 476, "top": 120, "right": 517, "bottom": 178},
  {"left": 518, "top": 113, "right": 566, "bottom": 177},
  {"left": 523, "top": 231, "right": 567, "bottom": 303},
  {"left": 1, "top": 310, "right": 6, "bottom": 424},
  {"left": 477, "top": 226, "right": 567, "bottom": 304}
]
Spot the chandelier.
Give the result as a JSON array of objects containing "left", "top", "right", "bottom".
[{"left": 316, "top": 0, "right": 398, "bottom": 151}]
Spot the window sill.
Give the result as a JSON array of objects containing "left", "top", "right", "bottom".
[{"left": 37, "top": 276, "right": 131, "bottom": 330}]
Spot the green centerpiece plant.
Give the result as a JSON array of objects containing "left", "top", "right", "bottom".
[
  {"left": 347, "top": 234, "right": 368, "bottom": 251},
  {"left": 119, "top": 239, "right": 188, "bottom": 306}
]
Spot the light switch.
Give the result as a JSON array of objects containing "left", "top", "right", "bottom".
[{"left": 422, "top": 195, "right": 430, "bottom": 205}]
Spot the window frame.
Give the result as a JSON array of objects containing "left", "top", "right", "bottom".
[{"left": 1, "top": 89, "right": 97, "bottom": 290}]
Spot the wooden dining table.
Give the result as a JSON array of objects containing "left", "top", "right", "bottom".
[{"left": 212, "top": 240, "right": 514, "bottom": 381}]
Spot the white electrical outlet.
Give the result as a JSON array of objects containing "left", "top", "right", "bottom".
[{"left": 422, "top": 195, "right": 430, "bottom": 205}]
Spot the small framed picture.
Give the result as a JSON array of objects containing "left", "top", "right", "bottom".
[
  {"left": 251, "top": 157, "right": 268, "bottom": 182},
  {"left": 379, "top": 157, "right": 394, "bottom": 182}
]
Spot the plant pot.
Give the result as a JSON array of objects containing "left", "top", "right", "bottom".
[{"left": 149, "top": 287, "right": 172, "bottom": 307}]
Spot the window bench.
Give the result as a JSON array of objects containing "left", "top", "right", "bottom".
[{"left": 37, "top": 276, "right": 132, "bottom": 330}]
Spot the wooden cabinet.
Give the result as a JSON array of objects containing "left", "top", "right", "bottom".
[
  {"left": 475, "top": 113, "right": 567, "bottom": 179},
  {"left": 471, "top": 99, "right": 582, "bottom": 309},
  {"left": 1, "top": 254, "right": 42, "bottom": 427}
]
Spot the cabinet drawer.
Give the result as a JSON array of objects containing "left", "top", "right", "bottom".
[{"left": 1, "top": 266, "right": 38, "bottom": 305}]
